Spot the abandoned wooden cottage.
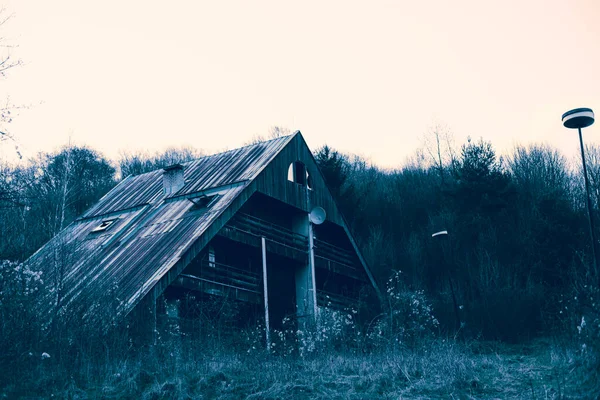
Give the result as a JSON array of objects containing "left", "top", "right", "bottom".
[{"left": 26, "top": 132, "right": 378, "bottom": 339}]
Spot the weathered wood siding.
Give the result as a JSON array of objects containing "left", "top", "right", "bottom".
[{"left": 252, "top": 134, "right": 343, "bottom": 226}]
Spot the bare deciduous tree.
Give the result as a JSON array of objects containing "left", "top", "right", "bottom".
[
  {"left": 118, "top": 145, "right": 204, "bottom": 178},
  {"left": 0, "top": 7, "right": 23, "bottom": 154},
  {"left": 507, "top": 143, "right": 571, "bottom": 200},
  {"left": 421, "top": 123, "right": 457, "bottom": 185},
  {"left": 0, "top": 146, "right": 116, "bottom": 261},
  {"left": 244, "top": 126, "right": 291, "bottom": 145},
  {"left": 583, "top": 144, "right": 600, "bottom": 210}
]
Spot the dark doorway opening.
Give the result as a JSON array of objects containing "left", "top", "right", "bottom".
[{"left": 267, "top": 253, "right": 297, "bottom": 331}]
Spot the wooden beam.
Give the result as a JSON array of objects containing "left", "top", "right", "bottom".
[
  {"left": 261, "top": 237, "right": 270, "bottom": 351},
  {"left": 308, "top": 221, "right": 318, "bottom": 317}
]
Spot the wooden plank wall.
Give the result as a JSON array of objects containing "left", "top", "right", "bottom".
[{"left": 252, "top": 134, "right": 344, "bottom": 226}]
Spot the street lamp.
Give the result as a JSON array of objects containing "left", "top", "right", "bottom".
[
  {"left": 431, "top": 230, "right": 461, "bottom": 332},
  {"left": 562, "top": 107, "right": 598, "bottom": 279}
]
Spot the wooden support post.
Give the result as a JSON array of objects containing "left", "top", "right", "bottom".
[
  {"left": 152, "top": 287, "right": 158, "bottom": 345},
  {"left": 261, "top": 237, "right": 270, "bottom": 351},
  {"left": 307, "top": 221, "right": 318, "bottom": 317},
  {"left": 305, "top": 186, "right": 318, "bottom": 319}
]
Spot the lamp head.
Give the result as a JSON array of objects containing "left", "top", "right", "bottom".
[{"left": 562, "top": 108, "right": 594, "bottom": 129}]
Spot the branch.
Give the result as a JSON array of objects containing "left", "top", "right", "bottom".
[{"left": 0, "top": 55, "right": 22, "bottom": 74}]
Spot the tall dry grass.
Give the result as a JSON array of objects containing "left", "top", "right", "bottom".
[
  {"left": 1, "top": 333, "right": 596, "bottom": 399},
  {"left": 1, "top": 260, "right": 598, "bottom": 398}
]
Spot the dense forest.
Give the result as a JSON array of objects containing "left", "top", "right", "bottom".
[{"left": 1, "top": 134, "right": 599, "bottom": 398}]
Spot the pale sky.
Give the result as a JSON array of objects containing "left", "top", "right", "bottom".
[{"left": 1, "top": 0, "right": 599, "bottom": 168}]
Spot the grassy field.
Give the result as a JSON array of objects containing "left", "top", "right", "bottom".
[{"left": 2, "top": 338, "right": 597, "bottom": 399}]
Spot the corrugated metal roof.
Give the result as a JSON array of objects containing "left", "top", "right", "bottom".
[
  {"left": 26, "top": 135, "right": 294, "bottom": 320},
  {"left": 82, "top": 136, "right": 292, "bottom": 219},
  {"left": 82, "top": 170, "right": 164, "bottom": 218}
]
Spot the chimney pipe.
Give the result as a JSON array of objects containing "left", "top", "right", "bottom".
[{"left": 163, "top": 164, "right": 185, "bottom": 195}]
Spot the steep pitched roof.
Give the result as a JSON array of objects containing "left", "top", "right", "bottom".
[{"left": 26, "top": 132, "right": 378, "bottom": 322}]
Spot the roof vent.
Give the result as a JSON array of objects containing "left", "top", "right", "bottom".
[
  {"left": 163, "top": 164, "right": 185, "bottom": 195},
  {"left": 188, "top": 194, "right": 220, "bottom": 212}
]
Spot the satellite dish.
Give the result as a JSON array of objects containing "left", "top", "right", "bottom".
[{"left": 309, "top": 207, "right": 326, "bottom": 225}]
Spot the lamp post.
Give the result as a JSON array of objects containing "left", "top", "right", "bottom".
[
  {"left": 431, "top": 230, "right": 461, "bottom": 332},
  {"left": 562, "top": 107, "right": 598, "bottom": 280}
]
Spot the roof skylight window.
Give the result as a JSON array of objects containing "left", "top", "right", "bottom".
[{"left": 90, "top": 219, "right": 117, "bottom": 233}]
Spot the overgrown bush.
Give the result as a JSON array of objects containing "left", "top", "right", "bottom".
[
  {"left": 296, "top": 307, "right": 360, "bottom": 356},
  {"left": 556, "top": 280, "right": 600, "bottom": 393},
  {"left": 0, "top": 260, "right": 44, "bottom": 377},
  {"left": 368, "top": 270, "right": 439, "bottom": 349},
  {"left": 250, "top": 272, "right": 440, "bottom": 357}
]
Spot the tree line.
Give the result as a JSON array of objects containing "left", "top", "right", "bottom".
[
  {"left": 315, "top": 135, "right": 598, "bottom": 341},
  {"left": 1, "top": 135, "right": 598, "bottom": 342}
]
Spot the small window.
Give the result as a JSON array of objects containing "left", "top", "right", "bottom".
[
  {"left": 288, "top": 161, "right": 312, "bottom": 189},
  {"left": 189, "top": 194, "right": 220, "bottom": 212},
  {"left": 90, "top": 219, "right": 117, "bottom": 233},
  {"left": 208, "top": 245, "right": 216, "bottom": 267}
]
